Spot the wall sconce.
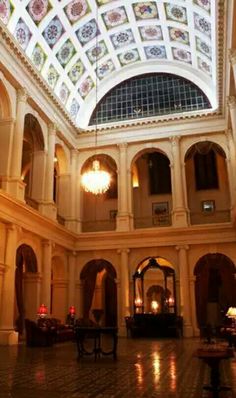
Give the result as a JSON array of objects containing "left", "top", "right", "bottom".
[{"left": 37, "top": 304, "right": 48, "bottom": 318}]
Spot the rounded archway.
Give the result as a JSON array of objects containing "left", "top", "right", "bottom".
[
  {"left": 80, "top": 259, "right": 117, "bottom": 326},
  {"left": 81, "top": 154, "right": 118, "bottom": 232},
  {"left": 15, "top": 244, "right": 38, "bottom": 334},
  {"left": 194, "top": 253, "right": 236, "bottom": 330}
]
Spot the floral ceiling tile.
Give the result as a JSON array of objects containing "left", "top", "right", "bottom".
[
  {"left": 0, "top": 0, "right": 14, "bottom": 25},
  {"left": 172, "top": 47, "right": 191, "bottom": 63},
  {"left": 145, "top": 45, "right": 166, "bottom": 59},
  {"left": 118, "top": 48, "right": 140, "bottom": 65},
  {"left": 139, "top": 25, "right": 163, "bottom": 41},
  {"left": 42, "top": 16, "right": 65, "bottom": 48},
  {"left": 96, "top": 0, "right": 117, "bottom": 5},
  {"left": 70, "top": 98, "right": 80, "bottom": 119},
  {"left": 68, "top": 59, "right": 85, "bottom": 84},
  {"left": 168, "top": 27, "right": 189, "bottom": 45},
  {"left": 47, "top": 64, "right": 59, "bottom": 88},
  {"left": 64, "top": 0, "right": 90, "bottom": 25},
  {"left": 27, "top": 0, "right": 51, "bottom": 26},
  {"left": 78, "top": 75, "right": 94, "bottom": 98},
  {"left": 14, "top": 18, "right": 32, "bottom": 50},
  {"left": 96, "top": 59, "right": 115, "bottom": 79},
  {"left": 76, "top": 19, "right": 100, "bottom": 46},
  {"left": 86, "top": 40, "right": 108, "bottom": 64},
  {"left": 31, "top": 43, "right": 47, "bottom": 71},
  {"left": 102, "top": 6, "right": 128, "bottom": 30},
  {"left": 194, "top": 13, "right": 211, "bottom": 37},
  {"left": 133, "top": 2, "right": 159, "bottom": 20},
  {"left": 110, "top": 29, "right": 135, "bottom": 49},
  {"left": 196, "top": 36, "right": 212, "bottom": 59},
  {"left": 194, "top": 0, "right": 211, "bottom": 13},
  {"left": 198, "top": 56, "right": 212, "bottom": 75},
  {"left": 56, "top": 39, "right": 76, "bottom": 68},
  {"left": 59, "top": 82, "right": 70, "bottom": 104},
  {"left": 165, "top": 3, "right": 187, "bottom": 24}
]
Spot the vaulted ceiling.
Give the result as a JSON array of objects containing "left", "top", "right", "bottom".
[{"left": 0, "top": 0, "right": 218, "bottom": 128}]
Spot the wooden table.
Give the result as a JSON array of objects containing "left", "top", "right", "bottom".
[
  {"left": 75, "top": 326, "right": 118, "bottom": 360},
  {"left": 195, "top": 347, "right": 234, "bottom": 398}
]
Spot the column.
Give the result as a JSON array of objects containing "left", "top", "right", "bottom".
[
  {"left": 75, "top": 281, "right": 83, "bottom": 318},
  {"left": 116, "top": 143, "right": 132, "bottom": 231},
  {"left": 170, "top": 136, "right": 188, "bottom": 227},
  {"left": 228, "top": 96, "right": 236, "bottom": 143},
  {"left": 229, "top": 49, "right": 236, "bottom": 88},
  {"left": 0, "top": 224, "right": 18, "bottom": 345},
  {"left": 189, "top": 276, "right": 199, "bottom": 336},
  {"left": 51, "top": 279, "right": 68, "bottom": 321},
  {"left": 67, "top": 251, "right": 77, "bottom": 310},
  {"left": 31, "top": 150, "right": 46, "bottom": 202},
  {"left": 65, "top": 150, "right": 82, "bottom": 233},
  {"left": 8, "top": 88, "right": 28, "bottom": 201},
  {"left": 117, "top": 249, "right": 130, "bottom": 336},
  {"left": 23, "top": 273, "right": 42, "bottom": 321},
  {"left": 39, "top": 124, "right": 57, "bottom": 219},
  {"left": 226, "top": 129, "right": 236, "bottom": 221},
  {"left": 176, "top": 245, "right": 193, "bottom": 337},
  {"left": 40, "top": 240, "right": 52, "bottom": 314}
]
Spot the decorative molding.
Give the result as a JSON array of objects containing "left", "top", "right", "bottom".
[
  {"left": 16, "top": 88, "right": 28, "bottom": 103},
  {"left": 48, "top": 123, "right": 57, "bottom": 136},
  {"left": 175, "top": 245, "right": 189, "bottom": 251},
  {"left": 227, "top": 96, "right": 236, "bottom": 109},
  {"left": 229, "top": 49, "right": 236, "bottom": 65}
]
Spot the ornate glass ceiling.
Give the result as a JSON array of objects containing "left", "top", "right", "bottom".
[{"left": 0, "top": 0, "right": 217, "bottom": 128}]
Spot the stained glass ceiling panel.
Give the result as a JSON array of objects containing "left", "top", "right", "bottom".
[{"left": 0, "top": 0, "right": 217, "bottom": 128}]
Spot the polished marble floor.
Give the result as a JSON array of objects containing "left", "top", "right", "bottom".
[{"left": 0, "top": 337, "right": 236, "bottom": 398}]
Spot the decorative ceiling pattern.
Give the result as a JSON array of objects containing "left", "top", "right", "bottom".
[{"left": 0, "top": 0, "right": 216, "bottom": 127}]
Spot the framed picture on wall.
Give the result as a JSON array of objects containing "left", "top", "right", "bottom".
[
  {"left": 110, "top": 210, "right": 117, "bottom": 220},
  {"left": 152, "top": 202, "right": 169, "bottom": 225},
  {"left": 201, "top": 200, "right": 215, "bottom": 213}
]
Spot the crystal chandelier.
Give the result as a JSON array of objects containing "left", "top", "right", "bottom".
[
  {"left": 81, "top": 4, "right": 111, "bottom": 195},
  {"left": 81, "top": 160, "right": 110, "bottom": 195}
]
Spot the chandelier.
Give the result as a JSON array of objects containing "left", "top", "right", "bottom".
[
  {"left": 81, "top": 4, "right": 111, "bottom": 195},
  {"left": 81, "top": 160, "right": 110, "bottom": 194}
]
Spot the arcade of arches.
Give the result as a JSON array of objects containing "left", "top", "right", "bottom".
[{"left": 0, "top": 2, "right": 236, "bottom": 345}]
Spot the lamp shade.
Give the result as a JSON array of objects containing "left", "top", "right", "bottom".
[
  {"left": 226, "top": 307, "right": 236, "bottom": 318},
  {"left": 37, "top": 304, "right": 48, "bottom": 318},
  {"left": 69, "top": 306, "right": 76, "bottom": 315}
]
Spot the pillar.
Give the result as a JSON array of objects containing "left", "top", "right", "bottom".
[
  {"left": 75, "top": 281, "right": 83, "bottom": 318},
  {"left": 65, "top": 150, "right": 82, "bottom": 233},
  {"left": 39, "top": 124, "right": 57, "bottom": 219},
  {"left": 170, "top": 136, "right": 188, "bottom": 227},
  {"left": 226, "top": 129, "right": 236, "bottom": 221},
  {"left": 8, "top": 88, "right": 28, "bottom": 201},
  {"left": 229, "top": 49, "right": 236, "bottom": 88},
  {"left": 31, "top": 150, "right": 46, "bottom": 202},
  {"left": 228, "top": 96, "right": 236, "bottom": 143},
  {"left": 0, "top": 224, "right": 18, "bottom": 345},
  {"left": 40, "top": 240, "right": 52, "bottom": 314},
  {"left": 116, "top": 143, "right": 133, "bottom": 231},
  {"left": 176, "top": 245, "right": 193, "bottom": 337},
  {"left": 189, "top": 276, "right": 199, "bottom": 336},
  {"left": 117, "top": 248, "right": 130, "bottom": 336},
  {"left": 67, "top": 251, "right": 77, "bottom": 310},
  {"left": 24, "top": 273, "right": 41, "bottom": 321},
  {"left": 51, "top": 279, "right": 68, "bottom": 321}
]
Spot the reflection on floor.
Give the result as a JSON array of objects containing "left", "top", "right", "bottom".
[{"left": 0, "top": 337, "right": 236, "bottom": 398}]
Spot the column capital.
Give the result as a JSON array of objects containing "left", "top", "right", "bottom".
[
  {"left": 117, "top": 248, "right": 130, "bottom": 255},
  {"left": 170, "top": 135, "right": 180, "bottom": 147},
  {"left": 175, "top": 245, "right": 189, "bottom": 252},
  {"left": 67, "top": 250, "right": 77, "bottom": 257},
  {"left": 48, "top": 123, "right": 57, "bottom": 135},
  {"left": 118, "top": 143, "right": 128, "bottom": 151},
  {"left": 227, "top": 96, "right": 236, "bottom": 110},
  {"left": 17, "top": 88, "right": 28, "bottom": 103},
  {"left": 42, "top": 239, "right": 52, "bottom": 247},
  {"left": 229, "top": 49, "right": 236, "bottom": 65},
  {"left": 71, "top": 149, "right": 78, "bottom": 158}
]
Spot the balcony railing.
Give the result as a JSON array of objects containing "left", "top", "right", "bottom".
[
  {"left": 134, "top": 214, "right": 172, "bottom": 229},
  {"left": 25, "top": 196, "right": 39, "bottom": 210},
  {"left": 190, "top": 210, "right": 231, "bottom": 225},
  {"left": 82, "top": 218, "right": 116, "bottom": 232}
]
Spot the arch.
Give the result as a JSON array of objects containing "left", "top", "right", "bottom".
[
  {"left": 0, "top": 80, "right": 11, "bottom": 118},
  {"left": 79, "top": 62, "right": 216, "bottom": 128},
  {"left": 15, "top": 244, "right": 38, "bottom": 334},
  {"left": 131, "top": 146, "right": 171, "bottom": 168},
  {"left": 80, "top": 259, "right": 117, "bottom": 326},
  {"left": 194, "top": 253, "right": 236, "bottom": 329}
]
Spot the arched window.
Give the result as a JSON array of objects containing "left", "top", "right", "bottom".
[
  {"left": 89, "top": 73, "right": 211, "bottom": 125},
  {"left": 148, "top": 152, "right": 171, "bottom": 195},
  {"left": 194, "top": 149, "right": 218, "bottom": 190}
]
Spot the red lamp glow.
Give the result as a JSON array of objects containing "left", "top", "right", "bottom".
[
  {"left": 69, "top": 306, "right": 76, "bottom": 315},
  {"left": 37, "top": 304, "right": 48, "bottom": 318}
]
